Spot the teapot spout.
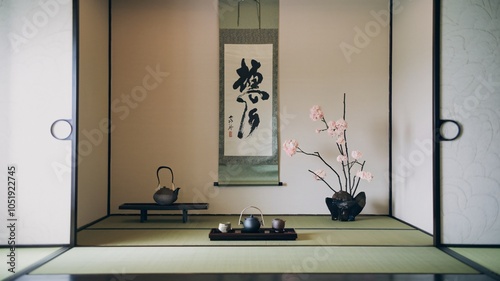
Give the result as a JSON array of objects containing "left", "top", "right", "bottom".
[{"left": 174, "top": 187, "right": 180, "bottom": 195}]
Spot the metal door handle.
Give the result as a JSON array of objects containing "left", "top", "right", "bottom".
[
  {"left": 50, "top": 119, "right": 73, "bottom": 140},
  {"left": 438, "top": 119, "right": 462, "bottom": 141}
]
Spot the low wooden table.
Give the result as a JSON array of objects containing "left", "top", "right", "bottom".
[
  {"left": 119, "top": 203, "right": 209, "bottom": 223},
  {"left": 209, "top": 228, "right": 298, "bottom": 241}
]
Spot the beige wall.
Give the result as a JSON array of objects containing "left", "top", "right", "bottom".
[
  {"left": 77, "top": 0, "right": 110, "bottom": 228},
  {"left": 110, "top": 0, "right": 390, "bottom": 215},
  {"left": 392, "top": 0, "right": 434, "bottom": 233}
]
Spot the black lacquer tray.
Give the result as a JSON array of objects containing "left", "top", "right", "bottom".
[{"left": 209, "top": 228, "right": 297, "bottom": 241}]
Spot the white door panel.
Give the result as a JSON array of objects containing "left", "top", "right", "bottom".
[
  {"left": 0, "top": 0, "right": 73, "bottom": 245},
  {"left": 441, "top": 0, "right": 500, "bottom": 244}
]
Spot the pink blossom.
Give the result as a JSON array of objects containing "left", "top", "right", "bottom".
[
  {"left": 282, "top": 139, "right": 299, "bottom": 156},
  {"left": 313, "top": 169, "right": 326, "bottom": 180},
  {"left": 336, "top": 135, "right": 345, "bottom": 144},
  {"left": 356, "top": 171, "right": 373, "bottom": 182},
  {"left": 286, "top": 95, "right": 374, "bottom": 195},
  {"left": 335, "top": 119, "right": 348, "bottom": 131},
  {"left": 351, "top": 150, "right": 363, "bottom": 159},
  {"left": 336, "top": 154, "right": 347, "bottom": 162},
  {"left": 327, "top": 121, "right": 336, "bottom": 136},
  {"left": 309, "top": 105, "right": 324, "bottom": 121}
]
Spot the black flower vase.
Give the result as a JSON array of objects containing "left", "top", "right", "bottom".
[{"left": 325, "top": 191, "right": 366, "bottom": 221}]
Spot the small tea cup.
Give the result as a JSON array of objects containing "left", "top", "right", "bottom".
[
  {"left": 218, "top": 222, "right": 231, "bottom": 233},
  {"left": 272, "top": 218, "right": 286, "bottom": 230}
]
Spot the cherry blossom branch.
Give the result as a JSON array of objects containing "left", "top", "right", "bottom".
[
  {"left": 344, "top": 130, "right": 352, "bottom": 193},
  {"left": 298, "top": 148, "right": 343, "bottom": 192},
  {"left": 284, "top": 93, "right": 372, "bottom": 198},
  {"left": 351, "top": 160, "right": 366, "bottom": 196},
  {"left": 308, "top": 170, "right": 337, "bottom": 193},
  {"left": 341, "top": 94, "right": 353, "bottom": 193},
  {"left": 337, "top": 143, "right": 349, "bottom": 191}
]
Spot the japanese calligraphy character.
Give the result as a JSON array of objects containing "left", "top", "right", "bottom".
[{"left": 232, "top": 58, "right": 270, "bottom": 139}]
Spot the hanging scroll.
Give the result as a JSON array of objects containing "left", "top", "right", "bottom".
[
  {"left": 224, "top": 43, "right": 273, "bottom": 157},
  {"left": 217, "top": 0, "right": 279, "bottom": 186}
]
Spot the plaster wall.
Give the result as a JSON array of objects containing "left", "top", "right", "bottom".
[
  {"left": 77, "top": 0, "right": 110, "bottom": 228},
  {"left": 110, "top": 0, "right": 390, "bottom": 215}
]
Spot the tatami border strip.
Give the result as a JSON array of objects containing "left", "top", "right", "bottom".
[
  {"left": 4, "top": 247, "right": 72, "bottom": 281},
  {"left": 440, "top": 247, "right": 500, "bottom": 281}
]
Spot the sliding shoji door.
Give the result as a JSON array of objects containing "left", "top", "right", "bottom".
[
  {"left": 440, "top": 0, "right": 500, "bottom": 245},
  {"left": 0, "top": 0, "right": 75, "bottom": 245}
]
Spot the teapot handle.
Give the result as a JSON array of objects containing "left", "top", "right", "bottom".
[
  {"left": 157, "top": 166, "right": 175, "bottom": 189},
  {"left": 238, "top": 205, "right": 265, "bottom": 226}
]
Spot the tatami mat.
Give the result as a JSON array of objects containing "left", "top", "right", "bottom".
[
  {"left": 36, "top": 215, "right": 483, "bottom": 276},
  {"left": 79, "top": 215, "right": 429, "bottom": 247},
  {"left": 77, "top": 228, "right": 432, "bottom": 246},
  {"left": 16, "top": 216, "right": 494, "bottom": 277},
  {"left": 89, "top": 214, "right": 414, "bottom": 229},
  {"left": 0, "top": 247, "right": 61, "bottom": 280},
  {"left": 30, "top": 246, "right": 478, "bottom": 275},
  {"left": 450, "top": 248, "right": 500, "bottom": 276}
]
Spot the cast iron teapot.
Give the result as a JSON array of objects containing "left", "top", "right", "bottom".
[
  {"left": 153, "top": 166, "right": 180, "bottom": 205},
  {"left": 238, "top": 206, "right": 265, "bottom": 233}
]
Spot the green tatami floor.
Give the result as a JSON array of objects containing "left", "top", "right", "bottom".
[
  {"left": 30, "top": 246, "right": 478, "bottom": 275},
  {"left": 76, "top": 214, "right": 432, "bottom": 246},
  {"left": 0, "top": 247, "right": 61, "bottom": 280},
  {"left": 3, "top": 215, "right": 500, "bottom": 280},
  {"left": 450, "top": 247, "right": 500, "bottom": 277}
]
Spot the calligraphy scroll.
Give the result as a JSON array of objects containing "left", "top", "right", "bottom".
[
  {"left": 224, "top": 44, "right": 273, "bottom": 156},
  {"left": 218, "top": 27, "right": 279, "bottom": 186}
]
